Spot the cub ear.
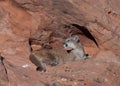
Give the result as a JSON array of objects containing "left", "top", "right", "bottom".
[{"left": 73, "top": 35, "right": 79, "bottom": 42}]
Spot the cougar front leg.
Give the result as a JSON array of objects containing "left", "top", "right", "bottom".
[{"left": 36, "top": 62, "right": 46, "bottom": 72}]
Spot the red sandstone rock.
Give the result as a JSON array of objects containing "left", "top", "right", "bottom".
[
  {"left": 31, "top": 44, "right": 42, "bottom": 51},
  {"left": 0, "top": 57, "right": 9, "bottom": 86},
  {"left": 0, "top": 0, "right": 120, "bottom": 86}
]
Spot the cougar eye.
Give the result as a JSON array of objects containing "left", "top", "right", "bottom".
[
  {"left": 65, "top": 44, "right": 68, "bottom": 47},
  {"left": 66, "top": 39, "right": 70, "bottom": 42}
]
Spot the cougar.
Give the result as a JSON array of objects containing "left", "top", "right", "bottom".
[
  {"left": 29, "top": 35, "right": 88, "bottom": 72},
  {"left": 29, "top": 48, "right": 72, "bottom": 72}
]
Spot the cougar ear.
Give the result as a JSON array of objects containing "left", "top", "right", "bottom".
[
  {"left": 69, "top": 33, "right": 72, "bottom": 38},
  {"left": 73, "top": 35, "right": 79, "bottom": 42}
]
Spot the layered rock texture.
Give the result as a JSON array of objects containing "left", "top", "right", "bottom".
[{"left": 0, "top": 0, "right": 120, "bottom": 86}]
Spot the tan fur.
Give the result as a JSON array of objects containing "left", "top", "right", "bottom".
[{"left": 29, "top": 48, "right": 73, "bottom": 72}]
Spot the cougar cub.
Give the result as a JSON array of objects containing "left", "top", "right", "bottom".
[{"left": 64, "top": 35, "right": 88, "bottom": 60}]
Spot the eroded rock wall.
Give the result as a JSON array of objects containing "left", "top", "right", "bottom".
[{"left": 0, "top": 0, "right": 120, "bottom": 86}]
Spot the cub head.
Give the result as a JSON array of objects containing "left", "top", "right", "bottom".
[{"left": 64, "top": 35, "right": 79, "bottom": 51}]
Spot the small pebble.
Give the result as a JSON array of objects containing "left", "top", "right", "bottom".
[
  {"left": 61, "top": 78, "right": 67, "bottom": 81},
  {"left": 22, "top": 64, "right": 29, "bottom": 68}
]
